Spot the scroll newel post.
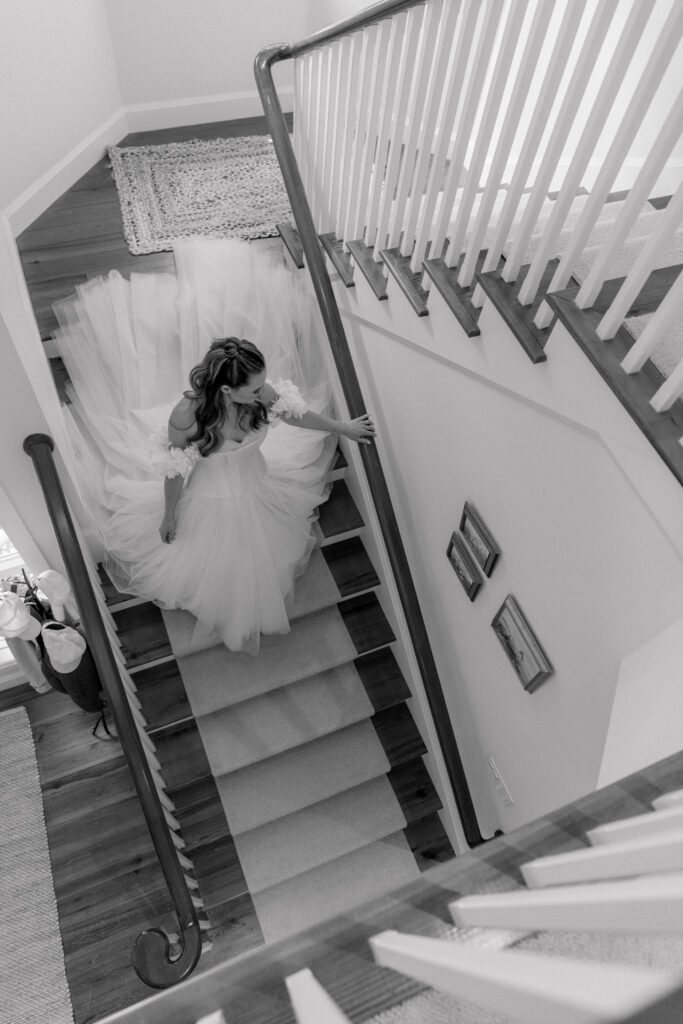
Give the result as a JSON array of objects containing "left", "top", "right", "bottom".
[
  {"left": 23, "top": 433, "right": 202, "bottom": 988},
  {"left": 254, "top": 48, "right": 483, "bottom": 846}
]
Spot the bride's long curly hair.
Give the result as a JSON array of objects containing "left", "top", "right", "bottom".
[{"left": 184, "top": 338, "right": 268, "bottom": 455}]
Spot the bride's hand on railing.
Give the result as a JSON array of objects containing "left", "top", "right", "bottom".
[{"left": 338, "top": 414, "right": 376, "bottom": 444}]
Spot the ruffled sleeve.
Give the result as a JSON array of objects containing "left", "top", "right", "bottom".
[
  {"left": 268, "top": 378, "right": 308, "bottom": 420},
  {"left": 148, "top": 428, "right": 202, "bottom": 479}
]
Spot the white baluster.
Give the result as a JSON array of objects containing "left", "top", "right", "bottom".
[
  {"left": 588, "top": 805, "right": 683, "bottom": 845},
  {"left": 293, "top": 56, "right": 305, "bottom": 169},
  {"left": 501, "top": 0, "right": 620, "bottom": 286},
  {"left": 195, "top": 1012, "right": 226, "bottom": 1024},
  {"left": 309, "top": 48, "right": 326, "bottom": 229},
  {"left": 398, "top": 0, "right": 458, "bottom": 259},
  {"left": 370, "top": 930, "right": 676, "bottom": 1024},
  {"left": 535, "top": 12, "right": 683, "bottom": 327},
  {"left": 317, "top": 44, "right": 337, "bottom": 234},
  {"left": 520, "top": 829, "right": 683, "bottom": 888},
  {"left": 597, "top": 180, "right": 683, "bottom": 340},
  {"left": 286, "top": 969, "right": 351, "bottom": 1024},
  {"left": 471, "top": 0, "right": 589, "bottom": 307},
  {"left": 521, "top": 0, "right": 657, "bottom": 312},
  {"left": 353, "top": 18, "right": 394, "bottom": 245},
  {"left": 364, "top": 12, "right": 410, "bottom": 249},
  {"left": 412, "top": 0, "right": 477, "bottom": 266},
  {"left": 621, "top": 268, "right": 683, "bottom": 379},
  {"left": 297, "top": 54, "right": 315, "bottom": 209},
  {"left": 324, "top": 39, "right": 345, "bottom": 238},
  {"left": 457, "top": 0, "right": 555, "bottom": 289},
  {"left": 373, "top": 5, "right": 425, "bottom": 259},
  {"left": 442, "top": 0, "right": 524, "bottom": 272},
  {"left": 341, "top": 24, "right": 380, "bottom": 243},
  {"left": 386, "top": 0, "right": 444, "bottom": 250},
  {"left": 335, "top": 32, "right": 363, "bottom": 240},
  {"left": 450, "top": 872, "right": 683, "bottom": 933},
  {"left": 574, "top": 87, "right": 683, "bottom": 312},
  {"left": 654, "top": 788, "right": 683, "bottom": 811}
]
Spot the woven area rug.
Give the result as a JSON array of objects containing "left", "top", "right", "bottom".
[
  {"left": 0, "top": 707, "right": 73, "bottom": 1024},
  {"left": 109, "top": 135, "right": 293, "bottom": 254}
]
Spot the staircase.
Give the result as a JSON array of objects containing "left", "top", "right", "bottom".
[{"left": 104, "top": 451, "right": 454, "bottom": 952}]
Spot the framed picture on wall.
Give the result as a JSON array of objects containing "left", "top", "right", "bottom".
[
  {"left": 491, "top": 595, "right": 553, "bottom": 693},
  {"left": 447, "top": 531, "right": 483, "bottom": 601},
  {"left": 459, "top": 501, "right": 501, "bottom": 576}
]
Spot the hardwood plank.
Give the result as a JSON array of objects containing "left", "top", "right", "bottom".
[
  {"left": 547, "top": 291, "right": 683, "bottom": 487},
  {"left": 319, "top": 232, "right": 355, "bottom": 287},
  {"left": 200, "top": 892, "right": 265, "bottom": 961},
  {"left": 347, "top": 239, "right": 388, "bottom": 299},
  {"left": 338, "top": 591, "right": 395, "bottom": 654},
  {"left": 189, "top": 835, "right": 250, "bottom": 906},
  {"left": 585, "top": 263, "right": 682, "bottom": 317},
  {"left": 476, "top": 261, "right": 558, "bottom": 363},
  {"left": 171, "top": 778, "right": 233, "bottom": 850},
  {"left": 380, "top": 247, "right": 429, "bottom": 316},
  {"left": 113, "top": 601, "right": 173, "bottom": 669},
  {"left": 422, "top": 253, "right": 484, "bottom": 337},
  {"left": 321, "top": 535, "right": 379, "bottom": 597},
  {"left": 649, "top": 194, "right": 672, "bottom": 209},
  {"left": 277, "top": 221, "right": 305, "bottom": 268},
  {"left": 136, "top": 660, "right": 192, "bottom": 731},
  {"left": 388, "top": 757, "right": 443, "bottom": 823},
  {"left": 317, "top": 478, "right": 364, "bottom": 538},
  {"left": 405, "top": 811, "right": 455, "bottom": 869},
  {"left": 353, "top": 647, "right": 411, "bottom": 711},
  {"left": 372, "top": 702, "right": 427, "bottom": 766},
  {"left": 152, "top": 719, "right": 212, "bottom": 790},
  {"left": 97, "top": 563, "right": 134, "bottom": 606}
]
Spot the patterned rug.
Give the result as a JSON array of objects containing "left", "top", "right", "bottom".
[
  {"left": 109, "top": 135, "right": 293, "bottom": 255},
  {"left": 0, "top": 706, "right": 73, "bottom": 1023}
]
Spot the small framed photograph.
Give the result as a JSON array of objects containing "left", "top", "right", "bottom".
[
  {"left": 447, "top": 531, "right": 483, "bottom": 601},
  {"left": 459, "top": 502, "right": 500, "bottom": 577},
  {"left": 491, "top": 595, "right": 553, "bottom": 693}
]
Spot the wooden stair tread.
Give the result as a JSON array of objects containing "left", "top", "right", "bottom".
[
  {"left": 476, "top": 261, "right": 559, "bottom": 363},
  {"left": 113, "top": 601, "right": 172, "bottom": 669},
  {"left": 547, "top": 291, "right": 683, "bottom": 487},
  {"left": 320, "top": 232, "right": 355, "bottom": 287},
  {"left": 381, "top": 247, "right": 430, "bottom": 316},
  {"left": 339, "top": 590, "right": 396, "bottom": 654},
  {"left": 575, "top": 263, "right": 682, "bottom": 317},
  {"left": 198, "top": 891, "right": 264, "bottom": 959},
  {"left": 388, "top": 757, "right": 443, "bottom": 823},
  {"left": 422, "top": 253, "right": 485, "bottom": 337},
  {"left": 405, "top": 811, "right": 455, "bottom": 869},
  {"left": 318, "top": 477, "right": 364, "bottom": 538},
  {"left": 354, "top": 646, "right": 412, "bottom": 711},
  {"left": 347, "top": 239, "right": 388, "bottom": 299},
  {"left": 136, "top": 659, "right": 191, "bottom": 730},
  {"left": 373, "top": 702, "right": 428, "bottom": 766},
  {"left": 277, "top": 221, "right": 304, "bottom": 268},
  {"left": 322, "top": 534, "right": 380, "bottom": 597},
  {"left": 187, "top": 834, "right": 249, "bottom": 906},
  {"left": 153, "top": 719, "right": 213, "bottom": 790}
]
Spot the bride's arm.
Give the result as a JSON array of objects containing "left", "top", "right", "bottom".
[
  {"left": 262, "top": 381, "right": 375, "bottom": 445},
  {"left": 159, "top": 400, "right": 201, "bottom": 543}
]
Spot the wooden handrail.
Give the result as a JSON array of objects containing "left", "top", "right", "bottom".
[
  {"left": 23, "top": 433, "right": 202, "bottom": 988},
  {"left": 255, "top": 31, "right": 483, "bottom": 847}
]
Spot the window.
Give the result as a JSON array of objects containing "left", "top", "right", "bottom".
[{"left": 0, "top": 528, "right": 28, "bottom": 668}]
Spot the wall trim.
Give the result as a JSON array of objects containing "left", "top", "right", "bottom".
[
  {"left": 124, "top": 88, "right": 294, "bottom": 133},
  {"left": 3, "top": 107, "right": 129, "bottom": 238}
]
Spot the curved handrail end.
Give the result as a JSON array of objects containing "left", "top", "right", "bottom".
[
  {"left": 133, "top": 923, "right": 203, "bottom": 990},
  {"left": 23, "top": 432, "right": 54, "bottom": 455}
]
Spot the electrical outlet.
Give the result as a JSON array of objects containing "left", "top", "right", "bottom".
[{"left": 488, "top": 757, "right": 514, "bottom": 806}]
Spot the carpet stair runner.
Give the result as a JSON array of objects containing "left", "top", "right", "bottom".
[{"left": 106, "top": 461, "right": 452, "bottom": 951}]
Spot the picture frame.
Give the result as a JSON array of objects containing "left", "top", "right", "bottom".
[
  {"left": 491, "top": 594, "right": 553, "bottom": 693},
  {"left": 459, "top": 501, "right": 500, "bottom": 577},
  {"left": 447, "top": 531, "right": 483, "bottom": 601}
]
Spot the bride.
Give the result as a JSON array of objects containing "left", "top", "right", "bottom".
[{"left": 54, "top": 237, "right": 374, "bottom": 653}]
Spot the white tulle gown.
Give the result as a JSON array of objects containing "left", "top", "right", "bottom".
[{"left": 54, "top": 238, "right": 335, "bottom": 653}]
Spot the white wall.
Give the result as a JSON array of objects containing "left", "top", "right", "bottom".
[
  {"left": 335, "top": 270, "right": 683, "bottom": 838},
  {"left": 306, "top": 0, "right": 369, "bottom": 32},
  {"left": 104, "top": 0, "right": 309, "bottom": 128},
  {"left": 0, "top": 0, "right": 124, "bottom": 222}
]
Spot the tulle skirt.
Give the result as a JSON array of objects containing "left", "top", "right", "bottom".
[{"left": 54, "top": 238, "right": 335, "bottom": 652}]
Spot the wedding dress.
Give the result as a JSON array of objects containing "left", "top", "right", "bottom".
[{"left": 54, "top": 238, "right": 335, "bottom": 653}]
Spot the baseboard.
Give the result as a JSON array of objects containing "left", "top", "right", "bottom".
[
  {"left": 3, "top": 108, "right": 129, "bottom": 237},
  {"left": 124, "top": 89, "right": 294, "bottom": 133}
]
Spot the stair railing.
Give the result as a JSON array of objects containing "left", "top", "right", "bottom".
[
  {"left": 23, "top": 433, "right": 202, "bottom": 988},
  {"left": 255, "top": 0, "right": 483, "bottom": 848},
  {"left": 272, "top": 0, "right": 683, "bottom": 424}
]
